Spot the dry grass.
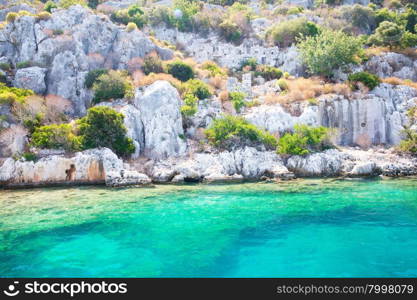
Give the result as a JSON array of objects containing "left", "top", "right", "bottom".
[
  {"left": 365, "top": 47, "right": 417, "bottom": 60},
  {"left": 383, "top": 77, "right": 417, "bottom": 89},
  {"left": 265, "top": 77, "right": 351, "bottom": 105},
  {"left": 218, "top": 90, "right": 229, "bottom": 102},
  {"left": 136, "top": 73, "right": 182, "bottom": 90},
  {"left": 209, "top": 75, "right": 226, "bottom": 90}
]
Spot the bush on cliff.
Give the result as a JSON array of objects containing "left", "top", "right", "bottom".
[
  {"left": 229, "top": 91, "right": 246, "bottom": 113},
  {"left": 84, "top": 69, "right": 109, "bottom": 89},
  {"left": 44, "top": 1, "right": 58, "bottom": 13},
  {"left": 267, "top": 18, "right": 319, "bottom": 48},
  {"left": 348, "top": 72, "right": 381, "bottom": 90},
  {"left": 182, "top": 79, "right": 212, "bottom": 100},
  {"left": 398, "top": 107, "right": 417, "bottom": 155},
  {"left": 297, "top": 29, "right": 363, "bottom": 77},
  {"left": 111, "top": 4, "right": 146, "bottom": 28},
  {"left": 77, "top": 106, "right": 135, "bottom": 157},
  {"left": 31, "top": 123, "right": 81, "bottom": 151},
  {"left": 142, "top": 55, "right": 164, "bottom": 75},
  {"left": 205, "top": 115, "right": 277, "bottom": 150},
  {"left": 59, "top": 0, "right": 87, "bottom": 9},
  {"left": 167, "top": 61, "right": 195, "bottom": 82},
  {"left": 0, "top": 83, "right": 34, "bottom": 105},
  {"left": 277, "top": 125, "right": 332, "bottom": 156},
  {"left": 92, "top": 70, "right": 134, "bottom": 104}
]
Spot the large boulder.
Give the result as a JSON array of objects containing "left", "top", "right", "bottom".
[
  {"left": 13, "top": 67, "right": 47, "bottom": 94},
  {"left": 136, "top": 81, "right": 187, "bottom": 160},
  {"left": 286, "top": 149, "right": 347, "bottom": 177}
]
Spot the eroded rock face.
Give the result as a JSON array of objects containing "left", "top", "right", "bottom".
[
  {"left": 0, "top": 124, "right": 27, "bottom": 157},
  {"left": 365, "top": 53, "right": 417, "bottom": 81},
  {"left": 150, "top": 26, "right": 304, "bottom": 75},
  {"left": 0, "top": 148, "right": 150, "bottom": 187},
  {"left": 13, "top": 67, "right": 47, "bottom": 94},
  {"left": 150, "top": 147, "right": 294, "bottom": 183},
  {"left": 0, "top": 5, "right": 173, "bottom": 116},
  {"left": 136, "top": 81, "right": 186, "bottom": 160},
  {"left": 244, "top": 104, "right": 319, "bottom": 135},
  {"left": 319, "top": 84, "right": 417, "bottom": 146}
]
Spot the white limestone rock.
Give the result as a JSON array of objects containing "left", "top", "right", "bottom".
[
  {"left": 106, "top": 170, "right": 151, "bottom": 187},
  {"left": 13, "top": 67, "right": 47, "bottom": 94},
  {"left": 0, "top": 124, "right": 28, "bottom": 157},
  {"left": 136, "top": 81, "right": 187, "bottom": 160},
  {"left": 286, "top": 149, "right": 347, "bottom": 177}
]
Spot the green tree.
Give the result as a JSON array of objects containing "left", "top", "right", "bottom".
[
  {"left": 297, "top": 29, "right": 363, "bottom": 77},
  {"left": 92, "top": 70, "right": 134, "bottom": 104},
  {"left": 167, "top": 61, "right": 194, "bottom": 82},
  {"left": 77, "top": 106, "right": 135, "bottom": 157},
  {"left": 368, "top": 21, "right": 404, "bottom": 48}
]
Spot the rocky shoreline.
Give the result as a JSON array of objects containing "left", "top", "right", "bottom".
[{"left": 1, "top": 146, "right": 416, "bottom": 189}]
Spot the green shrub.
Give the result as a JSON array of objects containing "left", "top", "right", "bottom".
[
  {"left": 240, "top": 57, "right": 258, "bottom": 71},
  {"left": 59, "top": 0, "right": 87, "bottom": 9},
  {"left": 201, "top": 61, "right": 226, "bottom": 77},
  {"left": 23, "top": 113, "right": 44, "bottom": 134},
  {"left": 277, "top": 78, "right": 289, "bottom": 91},
  {"left": 111, "top": 4, "right": 146, "bottom": 28},
  {"left": 31, "top": 123, "right": 80, "bottom": 151},
  {"left": 254, "top": 65, "right": 283, "bottom": 81},
  {"left": 172, "top": 0, "right": 200, "bottom": 32},
  {"left": 44, "top": 1, "right": 58, "bottom": 13},
  {"left": 182, "top": 79, "right": 211, "bottom": 100},
  {"left": 368, "top": 21, "right": 404, "bottom": 48},
  {"left": 87, "top": 0, "right": 99, "bottom": 9},
  {"left": 297, "top": 29, "right": 363, "bottom": 77},
  {"left": 375, "top": 8, "right": 399, "bottom": 27},
  {"left": 167, "top": 61, "right": 194, "bottom": 82},
  {"left": 229, "top": 91, "right": 246, "bottom": 113},
  {"left": 84, "top": 69, "right": 109, "bottom": 89},
  {"left": 16, "top": 61, "right": 32, "bottom": 69},
  {"left": 181, "top": 93, "right": 198, "bottom": 117},
  {"left": 341, "top": 4, "right": 376, "bottom": 33},
  {"left": 404, "top": 7, "right": 417, "bottom": 33},
  {"left": 219, "top": 19, "right": 243, "bottom": 43},
  {"left": 77, "top": 106, "right": 135, "bottom": 157},
  {"left": 348, "top": 72, "right": 381, "bottom": 90},
  {"left": 277, "top": 124, "right": 332, "bottom": 155},
  {"left": 401, "top": 31, "right": 417, "bottom": 47},
  {"left": 142, "top": 55, "right": 164, "bottom": 75},
  {"left": 267, "top": 18, "right": 319, "bottom": 48},
  {"left": 22, "top": 152, "right": 37, "bottom": 162},
  {"left": 6, "top": 12, "right": 18, "bottom": 23},
  {"left": 398, "top": 128, "right": 417, "bottom": 154},
  {"left": 92, "top": 70, "right": 134, "bottom": 104},
  {"left": 397, "top": 107, "right": 417, "bottom": 155},
  {"left": 205, "top": 115, "right": 277, "bottom": 150},
  {"left": 126, "top": 22, "right": 138, "bottom": 32},
  {"left": 36, "top": 11, "right": 52, "bottom": 21},
  {"left": 0, "top": 83, "right": 34, "bottom": 105},
  {"left": 0, "top": 63, "right": 11, "bottom": 71}
]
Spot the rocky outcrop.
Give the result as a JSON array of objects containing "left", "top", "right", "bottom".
[
  {"left": 364, "top": 53, "right": 417, "bottom": 81},
  {"left": 0, "top": 148, "right": 150, "bottom": 187},
  {"left": 150, "top": 26, "right": 304, "bottom": 75},
  {"left": 286, "top": 149, "right": 347, "bottom": 177},
  {"left": 0, "top": 5, "right": 173, "bottom": 115},
  {"left": 13, "top": 67, "right": 47, "bottom": 94},
  {"left": 244, "top": 103, "right": 318, "bottom": 135},
  {"left": 136, "top": 81, "right": 187, "bottom": 160},
  {"left": 319, "top": 84, "right": 417, "bottom": 146},
  {"left": 0, "top": 124, "right": 27, "bottom": 157},
  {"left": 149, "top": 147, "right": 295, "bottom": 183}
]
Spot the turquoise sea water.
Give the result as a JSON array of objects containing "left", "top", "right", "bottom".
[{"left": 0, "top": 178, "right": 417, "bottom": 278}]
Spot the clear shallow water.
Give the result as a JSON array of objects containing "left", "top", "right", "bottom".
[{"left": 0, "top": 178, "right": 417, "bottom": 278}]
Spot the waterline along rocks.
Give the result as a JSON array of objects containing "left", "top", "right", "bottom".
[{"left": 1, "top": 2, "right": 417, "bottom": 187}]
